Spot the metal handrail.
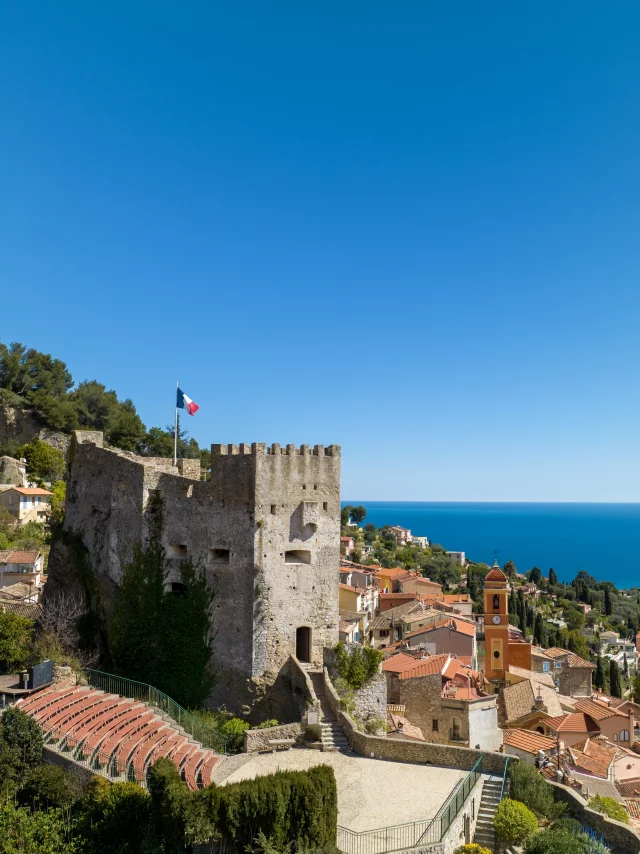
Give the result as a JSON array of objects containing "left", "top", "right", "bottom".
[
  {"left": 84, "top": 669, "right": 228, "bottom": 753},
  {"left": 336, "top": 758, "right": 482, "bottom": 854},
  {"left": 494, "top": 756, "right": 510, "bottom": 851}
]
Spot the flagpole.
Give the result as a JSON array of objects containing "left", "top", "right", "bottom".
[{"left": 174, "top": 381, "right": 178, "bottom": 467}]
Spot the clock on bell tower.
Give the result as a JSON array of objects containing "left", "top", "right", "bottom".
[{"left": 483, "top": 560, "right": 510, "bottom": 680}]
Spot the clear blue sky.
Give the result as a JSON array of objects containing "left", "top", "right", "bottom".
[{"left": 2, "top": 3, "right": 640, "bottom": 502}]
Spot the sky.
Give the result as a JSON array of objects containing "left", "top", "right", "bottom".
[{"left": 1, "top": 3, "right": 640, "bottom": 502}]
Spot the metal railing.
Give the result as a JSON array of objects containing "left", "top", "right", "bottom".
[
  {"left": 495, "top": 755, "right": 510, "bottom": 850},
  {"left": 85, "top": 669, "right": 228, "bottom": 754},
  {"left": 336, "top": 758, "right": 483, "bottom": 854}
]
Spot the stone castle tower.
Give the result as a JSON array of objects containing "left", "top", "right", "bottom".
[{"left": 57, "top": 431, "right": 341, "bottom": 717}]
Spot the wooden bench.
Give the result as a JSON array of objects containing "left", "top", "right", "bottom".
[{"left": 267, "top": 738, "right": 295, "bottom": 753}]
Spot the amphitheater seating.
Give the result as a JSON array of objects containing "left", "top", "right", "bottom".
[{"left": 17, "top": 685, "right": 220, "bottom": 790}]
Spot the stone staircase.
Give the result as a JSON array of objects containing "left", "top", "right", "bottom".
[
  {"left": 473, "top": 776, "right": 503, "bottom": 852},
  {"left": 308, "top": 670, "right": 350, "bottom": 752}
]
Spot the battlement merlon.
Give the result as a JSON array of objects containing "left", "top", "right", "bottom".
[{"left": 211, "top": 443, "right": 340, "bottom": 457}]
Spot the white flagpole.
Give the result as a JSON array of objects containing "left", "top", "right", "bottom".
[{"left": 174, "top": 380, "right": 178, "bottom": 467}]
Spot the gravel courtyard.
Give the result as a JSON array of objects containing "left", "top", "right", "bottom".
[{"left": 219, "top": 748, "right": 468, "bottom": 832}]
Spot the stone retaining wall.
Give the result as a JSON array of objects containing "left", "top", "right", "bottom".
[
  {"left": 549, "top": 779, "right": 640, "bottom": 854},
  {"left": 323, "top": 668, "right": 508, "bottom": 775},
  {"left": 244, "top": 722, "right": 303, "bottom": 753}
]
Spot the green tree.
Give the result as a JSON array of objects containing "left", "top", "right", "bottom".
[
  {"left": 588, "top": 795, "right": 628, "bottom": 823},
  {"left": 0, "top": 612, "right": 33, "bottom": 673},
  {"left": 334, "top": 643, "right": 383, "bottom": 689},
  {"left": 509, "top": 761, "right": 565, "bottom": 820},
  {"left": 565, "top": 606, "right": 585, "bottom": 632},
  {"left": 594, "top": 655, "right": 606, "bottom": 692},
  {"left": 22, "top": 439, "right": 66, "bottom": 485},
  {"left": 604, "top": 587, "right": 613, "bottom": 616},
  {"left": 0, "top": 707, "right": 43, "bottom": 776},
  {"left": 75, "top": 777, "right": 159, "bottom": 853},
  {"left": 548, "top": 568, "right": 558, "bottom": 586},
  {"left": 494, "top": 799, "right": 538, "bottom": 846},
  {"left": 18, "top": 764, "right": 81, "bottom": 811},
  {"left": 49, "top": 481, "right": 66, "bottom": 527},
  {"left": 503, "top": 560, "right": 517, "bottom": 580},
  {"left": 350, "top": 506, "right": 367, "bottom": 524},
  {"left": 108, "top": 503, "right": 214, "bottom": 708},
  {"left": 533, "top": 613, "right": 544, "bottom": 646},
  {"left": 340, "top": 505, "right": 354, "bottom": 527},
  {"left": 609, "top": 659, "right": 622, "bottom": 698},
  {"left": 530, "top": 567, "right": 542, "bottom": 585},
  {"left": 0, "top": 800, "right": 78, "bottom": 853}
]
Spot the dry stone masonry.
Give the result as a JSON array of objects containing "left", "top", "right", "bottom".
[{"left": 56, "top": 431, "right": 341, "bottom": 717}]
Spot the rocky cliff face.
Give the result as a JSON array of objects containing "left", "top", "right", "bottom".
[{"left": 0, "top": 397, "right": 70, "bottom": 454}]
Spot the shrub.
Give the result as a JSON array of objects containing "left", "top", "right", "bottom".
[
  {"left": 256, "top": 719, "right": 279, "bottom": 729},
  {"left": 18, "top": 764, "right": 82, "bottom": 810},
  {"left": 588, "top": 795, "right": 628, "bottom": 823},
  {"left": 455, "top": 845, "right": 493, "bottom": 854},
  {"left": 494, "top": 798, "right": 538, "bottom": 845},
  {"left": 509, "top": 759, "right": 565, "bottom": 820},
  {"left": 334, "top": 643, "right": 383, "bottom": 689},
  {"left": 363, "top": 718, "right": 386, "bottom": 735},
  {"left": 75, "top": 777, "right": 159, "bottom": 853},
  {"left": 525, "top": 825, "right": 585, "bottom": 854},
  {"left": 0, "top": 800, "right": 77, "bottom": 853},
  {"left": 305, "top": 724, "right": 323, "bottom": 742},
  {"left": 0, "top": 706, "right": 43, "bottom": 775}
]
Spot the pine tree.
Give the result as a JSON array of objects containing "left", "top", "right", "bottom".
[
  {"left": 609, "top": 659, "right": 622, "bottom": 698},
  {"left": 604, "top": 587, "right": 613, "bottom": 616},
  {"left": 594, "top": 655, "right": 606, "bottom": 692},
  {"left": 549, "top": 568, "right": 558, "bottom": 587}
]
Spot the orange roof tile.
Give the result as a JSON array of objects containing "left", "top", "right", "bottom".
[
  {"left": 617, "top": 778, "right": 640, "bottom": 798},
  {"left": 545, "top": 713, "right": 601, "bottom": 734},
  {"left": 382, "top": 652, "right": 449, "bottom": 679},
  {"left": 575, "top": 698, "right": 628, "bottom": 721},
  {"left": 503, "top": 728, "right": 557, "bottom": 754},
  {"left": 339, "top": 583, "right": 360, "bottom": 593},
  {"left": 9, "top": 487, "right": 52, "bottom": 495},
  {"left": 2, "top": 551, "right": 41, "bottom": 565},
  {"left": 485, "top": 565, "right": 507, "bottom": 582}
]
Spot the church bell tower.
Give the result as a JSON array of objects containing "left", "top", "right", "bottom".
[{"left": 483, "top": 560, "right": 510, "bottom": 680}]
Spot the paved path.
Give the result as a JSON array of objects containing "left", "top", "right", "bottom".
[{"left": 221, "top": 747, "right": 468, "bottom": 832}]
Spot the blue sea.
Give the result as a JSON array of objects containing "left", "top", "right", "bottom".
[{"left": 342, "top": 502, "right": 640, "bottom": 589}]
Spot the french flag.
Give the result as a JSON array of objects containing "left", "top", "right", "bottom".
[{"left": 177, "top": 387, "right": 199, "bottom": 416}]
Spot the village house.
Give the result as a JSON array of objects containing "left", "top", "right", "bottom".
[
  {"left": 544, "top": 647, "right": 595, "bottom": 697},
  {"left": 382, "top": 651, "right": 501, "bottom": 751},
  {"left": 0, "top": 551, "right": 44, "bottom": 591},
  {"left": 502, "top": 728, "right": 558, "bottom": 765},
  {"left": 530, "top": 646, "right": 555, "bottom": 674},
  {"left": 396, "top": 574, "right": 443, "bottom": 597},
  {"left": 340, "top": 535, "right": 355, "bottom": 556},
  {"left": 368, "top": 602, "right": 444, "bottom": 649},
  {"left": 575, "top": 697, "right": 635, "bottom": 745},
  {"left": 411, "top": 536, "right": 429, "bottom": 549},
  {"left": 446, "top": 551, "right": 466, "bottom": 566},
  {"left": 395, "top": 618, "right": 477, "bottom": 669},
  {"left": 338, "top": 581, "right": 377, "bottom": 640},
  {"left": 0, "top": 487, "right": 52, "bottom": 526},
  {"left": 386, "top": 709, "right": 426, "bottom": 742},
  {"left": 378, "top": 591, "right": 421, "bottom": 611},
  {"left": 338, "top": 612, "right": 361, "bottom": 644},
  {"left": 386, "top": 525, "right": 412, "bottom": 546}
]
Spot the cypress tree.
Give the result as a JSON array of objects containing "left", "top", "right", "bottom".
[
  {"left": 549, "top": 568, "right": 558, "bottom": 587},
  {"left": 533, "top": 613, "right": 544, "bottom": 646},
  {"left": 594, "top": 655, "right": 605, "bottom": 692},
  {"left": 604, "top": 587, "right": 613, "bottom": 616},
  {"left": 609, "top": 659, "right": 622, "bottom": 698}
]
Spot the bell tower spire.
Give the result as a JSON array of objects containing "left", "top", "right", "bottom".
[{"left": 483, "top": 560, "right": 510, "bottom": 680}]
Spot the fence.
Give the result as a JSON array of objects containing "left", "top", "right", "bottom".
[
  {"left": 85, "top": 669, "right": 228, "bottom": 754},
  {"left": 336, "top": 758, "right": 483, "bottom": 854}
]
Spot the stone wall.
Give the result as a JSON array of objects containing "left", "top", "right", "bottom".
[
  {"left": 324, "top": 669, "right": 508, "bottom": 775},
  {"left": 51, "top": 431, "right": 340, "bottom": 719},
  {"left": 290, "top": 655, "right": 319, "bottom": 719},
  {"left": 244, "top": 722, "right": 303, "bottom": 752},
  {"left": 353, "top": 672, "right": 387, "bottom": 724},
  {"left": 549, "top": 779, "right": 640, "bottom": 854}
]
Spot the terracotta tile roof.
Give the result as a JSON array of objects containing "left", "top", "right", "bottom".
[
  {"left": 382, "top": 652, "right": 449, "bottom": 679},
  {"left": 617, "top": 777, "right": 640, "bottom": 798},
  {"left": 403, "top": 617, "right": 476, "bottom": 639},
  {"left": 369, "top": 601, "right": 424, "bottom": 630},
  {"left": 502, "top": 679, "right": 564, "bottom": 722},
  {"left": 485, "top": 565, "right": 507, "bottom": 582},
  {"left": 624, "top": 799, "right": 640, "bottom": 820},
  {"left": 0, "top": 551, "right": 41, "bottom": 565},
  {"left": 576, "top": 698, "right": 628, "bottom": 721},
  {"left": 339, "top": 583, "right": 360, "bottom": 593},
  {"left": 503, "top": 728, "right": 557, "bottom": 754},
  {"left": 380, "top": 592, "right": 419, "bottom": 600},
  {"left": 531, "top": 647, "right": 554, "bottom": 661},
  {"left": 8, "top": 487, "right": 52, "bottom": 495},
  {"left": 566, "top": 654, "right": 596, "bottom": 669},
  {"left": 375, "top": 567, "right": 415, "bottom": 579},
  {"left": 545, "top": 713, "right": 601, "bottom": 734},
  {"left": 387, "top": 713, "right": 425, "bottom": 741},
  {"left": 568, "top": 739, "right": 616, "bottom": 778},
  {"left": 441, "top": 594, "right": 472, "bottom": 603},
  {"left": 508, "top": 666, "right": 556, "bottom": 688},
  {"left": 544, "top": 647, "right": 571, "bottom": 659}
]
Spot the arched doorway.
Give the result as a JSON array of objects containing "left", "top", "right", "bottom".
[{"left": 296, "top": 626, "right": 311, "bottom": 663}]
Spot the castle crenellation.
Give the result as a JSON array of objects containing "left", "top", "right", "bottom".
[{"left": 212, "top": 443, "right": 340, "bottom": 456}]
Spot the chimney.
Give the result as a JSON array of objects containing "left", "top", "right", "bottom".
[{"left": 533, "top": 691, "right": 548, "bottom": 713}]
